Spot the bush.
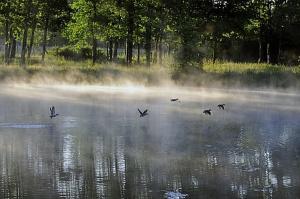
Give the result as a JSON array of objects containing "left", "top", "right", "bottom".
[{"left": 53, "top": 46, "right": 107, "bottom": 62}]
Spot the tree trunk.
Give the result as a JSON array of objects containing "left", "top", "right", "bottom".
[
  {"left": 4, "top": 1, "right": 11, "bottom": 64},
  {"left": 145, "top": 23, "right": 151, "bottom": 67},
  {"left": 109, "top": 39, "right": 113, "bottom": 61},
  {"left": 20, "top": 26, "right": 29, "bottom": 67},
  {"left": 41, "top": 17, "right": 49, "bottom": 63},
  {"left": 158, "top": 37, "right": 162, "bottom": 65},
  {"left": 278, "top": 39, "right": 281, "bottom": 64},
  {"left": 4, "top": 20, "right": 10, "bottom": 64},
  {"left": 266, "top": 43, "right": 270, "bottom": 64},
  {"left": 124, "top": 39, "right": 127, "bottom": 61},
  {"left": 92, "top": 37, "right": 97, "bottom": 64},
  {"left": 153, "top": 37, "right": 158, "bottom": 64},
  {"left": 137, "top": 43, "right": 140, "bottom": 64},
  {"left": 106, "top": 42, "right": 109, "bottom": 61},
  {"left": 212, "top": 41, "right": 217, "bottom": 64},
  {"left": 28, "top": 20, "right": 36, "bottom": 59},
  {"left": 127, "top": 37, "right": 133, "bottom": 65},
  {"left": 20, "top": 0, "right": 33, "bottom": 67},
  {"left": 7, "top": 27, "right": 14, "bottom": 64},
  {"left": 91, "top": 0, "right": 97, "bottom": 65},
  {"left": 10, "top": 37, "right": 16, "bottom": 59},
  {"left": 258, "top": 38, "right": 262, "bottom": 63},
  {"left": 113, "top": 40, "right": 118, "bottom": 61},
  {"left": 126, "top": 0, "right": 134, "bottom": 65},
  {"left": 277, "top": 26, "right": 284, "bottom": 64}
]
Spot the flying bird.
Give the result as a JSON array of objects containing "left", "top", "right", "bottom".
[
  {"left": 203, "top": 109, "right": 212, "bottom": 115},
  {"left": 170, "top": 98, "right": 180, "bottom": 102},
  {"left": 217, "top": 104, "right": 225, "bottom": 110},
  {"left": 138, "top": 108, "right": 148, "bottom": 117},
  {"left": 50, "top": 106, "right": 59, "bottom": 119}
]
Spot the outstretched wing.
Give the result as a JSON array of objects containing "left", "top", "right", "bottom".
[
  {"left": 138, "top": 109, "right": 143, "bottom": 115},
  {"left": 143, "top": 109, "right": 148, "bottom": 114}
]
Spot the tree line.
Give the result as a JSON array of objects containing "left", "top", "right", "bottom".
[{"left": 1, "top": 0, "right": 300, "bottom": 68}]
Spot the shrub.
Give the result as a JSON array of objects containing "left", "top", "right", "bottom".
[{"left": 53, "top": 46, "right": 107, "bottom": 62}]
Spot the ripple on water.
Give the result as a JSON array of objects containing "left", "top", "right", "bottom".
[
  {"left": 60, "top": 116, "right": 78, "bottom": 128},
  {"left": 164, "top": 191, "right": 188, "bottom": 199},
  {"left": 0, "top": 123, "right": 50, "bottom": 129}
]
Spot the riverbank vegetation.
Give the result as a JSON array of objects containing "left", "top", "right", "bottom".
[{"left": 0, "top": 56, "right": 299, "bottom": 88}]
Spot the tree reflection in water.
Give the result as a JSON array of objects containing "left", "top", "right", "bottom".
[{"left": 0, "top": 91, "right": 299, "bottom": 199}]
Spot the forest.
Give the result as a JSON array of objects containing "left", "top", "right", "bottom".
[{"left": 0, "top": 0, "right": 300, "bottom": 81}]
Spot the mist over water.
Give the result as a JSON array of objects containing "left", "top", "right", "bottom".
[{"left": 0, "top": 84, "right": 300, "bottom": 199}]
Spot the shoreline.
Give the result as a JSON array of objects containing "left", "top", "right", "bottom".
[{"left": 0, "top": 61, "right": 300, "bottom": 89}]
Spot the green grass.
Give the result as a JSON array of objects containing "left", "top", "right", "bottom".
[
  {"left": 198, "top": 59, "right": 300, "bottom": 88},
  {"left": 203, "top": 59, "right": 300, "bottom": 74},
  {"left": 1, "top": 56, "right": 300, "bottom": 88},
  {"left": 0, "top": 56, "right": 168, "bottom": 85}
]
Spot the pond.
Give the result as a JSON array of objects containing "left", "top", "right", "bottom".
[{"left": 0, "top": 85, "right": 299, "bottom": 199}]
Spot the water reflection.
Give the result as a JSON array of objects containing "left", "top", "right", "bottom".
[{"left": 0, "top": 89, "right": 300, "bottom": 199}]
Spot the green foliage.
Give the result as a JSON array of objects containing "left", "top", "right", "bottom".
[
  {"left": 64, "top": 0, "right": 98, "bottom": 48},
  {"left": 1, "top": 0, "right": 300, "bottom": 70},
  {"left": 52, "top": 46, "right": 106, "bottom": 62}
]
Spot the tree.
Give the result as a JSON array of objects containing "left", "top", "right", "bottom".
[
  {"left": 205, "top": 0, "right": 253, "bottom": 63},
  {"left": 133, "top": 0, "right": 165, "bottom": 66},
  {"left": 20, "top": 0, "right": 33, "bottom": 67},
  {"left": 162, "top": 0, "right": 208, "bottom": 71},
  {"left": 1, "top": 0, "right": 300, "bottom": 67},
  {"left": 0, "top": 0, "right": 18, "bottom": 64},
  {"left": 39, "top": 0, "right": 70, "bottom": 63},
  {"left": 244, "top": 0, "right": 300, "bottom": 64},
  {"left": 100, "top": 0, "right": 126, "bottom": 62},
  {"left": 0, "top": 1, "right": 11, "bottom": 64},
  {"left": 65, "top": 0, "right": 100, "bottom": 64},
  {"left": 125, "top": 0, "right": 135, "bottom": 65}
]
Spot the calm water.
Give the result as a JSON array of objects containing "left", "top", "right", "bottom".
[{"left": 0, "top": 85, "right": 300, "bottom": 199}]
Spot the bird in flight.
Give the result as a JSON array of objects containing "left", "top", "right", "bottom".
[
  {"left": 138, "top": 108, "right": 148, "bottom": 117},
  {"left": 170, "top": 98, "right": 180, "bottom": 102},
  {"left": 203, "top": 109, "right": 212, "bottom": 115},
  {"left": 217, "top": 104, "right": 225, "bottom": 110},
  {"left": 50, "top": 106, "right": 59, "bottom": 119}
]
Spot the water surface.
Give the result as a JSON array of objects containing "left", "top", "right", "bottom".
[{"left": 0, "top": 85, "right": 300, "bottom": 199}]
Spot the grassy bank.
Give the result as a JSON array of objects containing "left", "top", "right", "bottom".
[
  {"left": 203, "top": 60, "right": 300, "bottom": 74},
  {"left": 1, "top": 57, "right": 300, "bottom": 88},
  {"left": 0, "top": 57, "right": 167, "bottom": 85},
  {"left": 200, "top": 60, "right": 300, "bottom": 88}
]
